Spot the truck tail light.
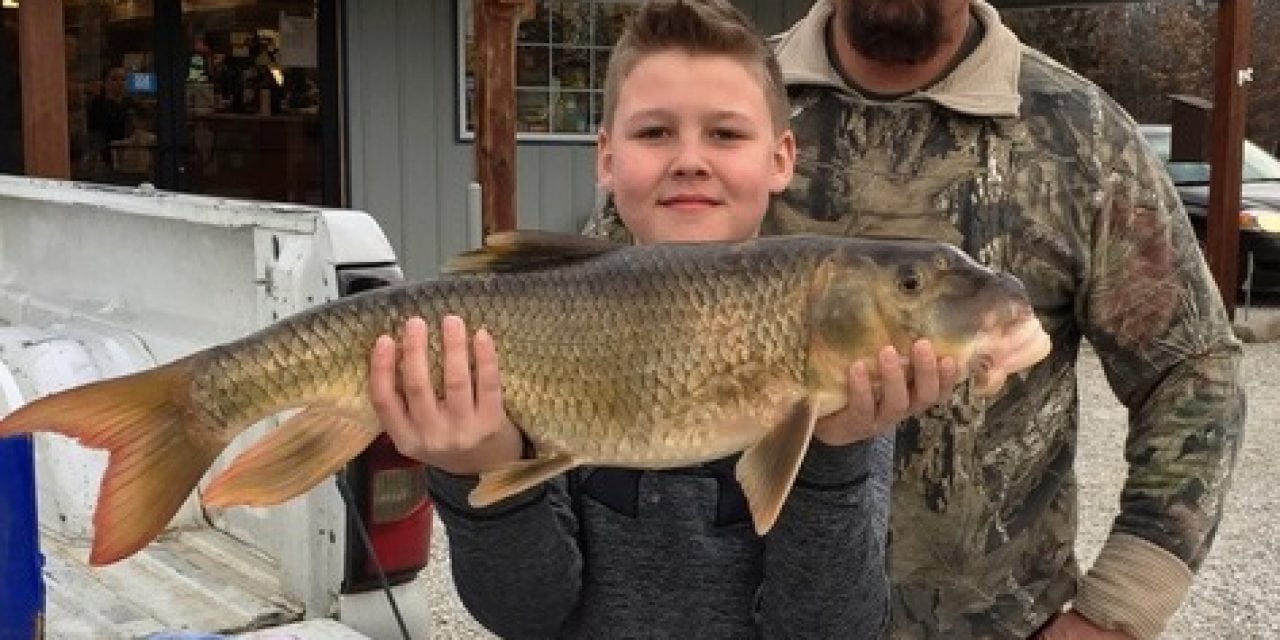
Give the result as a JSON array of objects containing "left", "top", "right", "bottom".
[
  {"left": 342, "top": 435, "right": 432, "bottom": 593},
  {"left": 370, "top": 464, "right": 428, "bottom": 525},
  {"left": 334, "top": 265, "right": 433, "bottom": 594}
]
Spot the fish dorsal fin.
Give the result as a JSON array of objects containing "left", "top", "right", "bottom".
[{"left": 444, "top": 230, "right": 625, "bottom": 274}]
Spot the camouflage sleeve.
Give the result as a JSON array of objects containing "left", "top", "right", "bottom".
[
  {"left": 579, "top": 194, "right": 636, "bottom": 244},
  {"left": 427, "top": 469, "right": 584, "bottom": 637},
  {"left": 1072, "top": 101, "right": 1246, "bottom": 639}
]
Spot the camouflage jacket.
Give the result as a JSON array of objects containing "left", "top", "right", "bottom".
[{"left": 583, "top": 2, "right": 1245, "bottom": 639}]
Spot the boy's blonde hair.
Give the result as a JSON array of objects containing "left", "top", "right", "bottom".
[{"left": 601, "top": 0, "right": 790, "bottom": 133}]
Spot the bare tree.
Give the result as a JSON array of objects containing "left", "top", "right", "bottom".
[
  {"left": 1002, "top": 0, "right": 1279, "bottom": 154},
  {"left": 1250, "top": 3, "right": 1280, "bottom": 154}
]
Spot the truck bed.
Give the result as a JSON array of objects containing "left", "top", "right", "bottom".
[
  {"left": 0, "top": 176, "right": 426, "bottom": 637},
  {"left": 43, "top": 527, "right": 302, "bottom": 637}
]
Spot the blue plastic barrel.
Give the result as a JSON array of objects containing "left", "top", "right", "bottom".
[{"left": 0, "top": 434, "right": 45, "bottom": 639}]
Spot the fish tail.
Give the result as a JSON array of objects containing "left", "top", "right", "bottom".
[{"left": 0, "top": 359, "right": 224, "bottom": 566}]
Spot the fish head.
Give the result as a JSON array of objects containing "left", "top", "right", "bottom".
[{"left": 806, "top": 238, "right": 1051, "bottom": 400}]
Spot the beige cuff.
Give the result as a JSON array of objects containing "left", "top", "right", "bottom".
[{"left": 1073, "top": 533, "right": 1193, "bottom": 640}]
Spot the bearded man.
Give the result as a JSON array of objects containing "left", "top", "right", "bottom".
[
  {"left": 768, "top": 2, "right": 1245, "bottom": 639},
  {"left": 584, "top": 1, "right": 1247, "bottom": 638}
]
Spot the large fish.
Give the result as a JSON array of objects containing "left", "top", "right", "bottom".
[{"left": 0, "top": 232, "right": 1050, "bottom": 565}]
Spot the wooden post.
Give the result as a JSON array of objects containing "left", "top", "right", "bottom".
[
  {"left": 1206, "top": 0, "right": 1252, "bottom": 318},
  {"left": 473, "top": 0, "right": 532, "bottom": 237},
  {"left": 18, "top": 0, "right": 70, "bottom": 179}
]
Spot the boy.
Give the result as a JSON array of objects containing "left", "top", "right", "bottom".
[{"left": 369, "top": 1, "right": 956, "bottom": 637}]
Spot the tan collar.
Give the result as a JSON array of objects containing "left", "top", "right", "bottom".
[{"left": 771, "top": 0, "right": 1023, "bottom": 117}]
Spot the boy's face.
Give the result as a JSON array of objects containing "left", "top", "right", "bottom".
[{"left": 597, "top": 51, "right": 795, "bottom": 245}]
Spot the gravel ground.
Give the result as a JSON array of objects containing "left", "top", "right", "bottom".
[{"left": 416, "top": 308, "right": 1280, "bottom": 639}]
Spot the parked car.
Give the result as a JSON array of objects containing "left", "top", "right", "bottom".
[{"left": 1139, "top": 124, "right": 1280, "bottom": 294}]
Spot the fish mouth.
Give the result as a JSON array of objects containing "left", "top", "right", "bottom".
[{"left": 968, "top": 307, "right": 1052, "bottom": 396}]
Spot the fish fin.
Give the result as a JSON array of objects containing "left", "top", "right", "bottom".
[
  {"left": 0, "top": 359, "right": 224, "bottom": 566},
  {"left": 444, "top": 230, "right": 623, "bottom": 274},
  {"left": 735, "top": 397, "right": 819, "bottom": 536},
  {"left": 203, "top": 401, "right": 380, "bottom": 508},
  {"left": 469, "top": 452, "right": 578, "bottom": 507}
]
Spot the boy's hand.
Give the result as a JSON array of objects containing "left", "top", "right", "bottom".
[
  {"left": 814, "top": 339, "right": 960, "bottom": 446},
  {"left": 369, "top": 315, "right": 524, "bottom": 476}
]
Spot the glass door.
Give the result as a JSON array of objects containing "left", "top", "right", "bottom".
[
  {"left": 178, "top": 0, "right": 329, "bottom": 204},
  {"left": 65, "top": 0, "right": 161, "bottom": 186},
  {"left": 57, "top": 0, "right": 341, "bottom": 205}
]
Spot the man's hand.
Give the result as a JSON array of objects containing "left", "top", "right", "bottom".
[
  {"left": 813, "top": 339, "right": 961, "bottom": 446},
  {"left": 1035, "top": 611, "right": 1136, "bottom": 640},
  {"left": 369, "top": 315, "right": 524, "bottom": 476}
]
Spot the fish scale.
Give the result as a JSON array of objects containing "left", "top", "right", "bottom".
[
  {"left": 0, "top": 232, "right": 1052, "bottom": 563},
  {"left": 189, "top": 245, "right": 800, "bottom": 459}
]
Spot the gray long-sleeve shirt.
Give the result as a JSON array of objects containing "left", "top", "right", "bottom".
[{"left": 429, "top": 437, "right": 893, "bottom": 639}]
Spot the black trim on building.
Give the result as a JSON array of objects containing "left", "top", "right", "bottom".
[
  {"left": 319, "top": 0, "right": 346, "bottom": 207},
  {"left": 154, "top": 0, "right": 184, "bottom": 190}
]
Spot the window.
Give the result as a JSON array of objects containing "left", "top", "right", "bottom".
[
  {"left": 53, "top": 0, "right": 336, "bottom": 205},
  {"left": 457, "top": 0, "right": 642, "bottom": 143}
]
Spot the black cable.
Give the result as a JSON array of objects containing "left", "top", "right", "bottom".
[{"left": 337, "top": 473, "right": 412, "bottom": 640}]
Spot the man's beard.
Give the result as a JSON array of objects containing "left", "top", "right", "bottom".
[{"left": 839, "top": 0, "right": 945, "bottom": 65}]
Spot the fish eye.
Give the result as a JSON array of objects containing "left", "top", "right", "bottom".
[{"left": 898, "top": 267, "right": 923, "bottom": 294}]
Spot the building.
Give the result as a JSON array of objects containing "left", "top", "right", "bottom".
[
  {"left": 0, "top": 0, "right": 819, "bottom": 280},
  {"left": 0, "top": 0, "right": 1164, "bottom": 281}
]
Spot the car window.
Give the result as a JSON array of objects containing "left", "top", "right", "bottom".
[
  {"left": 1243, "top": 141, "right": 1280, "bottom": 182},
  {"left": 1141, "top": 126, "right": 1280, "bottom": 185},
  {"left": 1143, "top": 130, "right": 1172, "bottom": 160},
  {"left": 1167, "top": 161, "right": 1210, "bottom": 184}
]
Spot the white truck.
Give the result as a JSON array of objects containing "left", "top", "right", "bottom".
[{"left": 0, "top": 174, "right": 437, "bottom": 639}]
